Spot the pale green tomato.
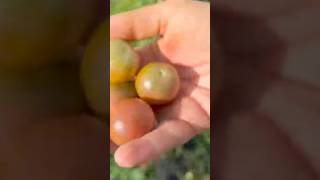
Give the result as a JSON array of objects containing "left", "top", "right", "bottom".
[
  {"left": 135, "top": 62, "right": 180, "bottom": 105},
  {"left": 110, "top": 40, "right": 140, "bottom": 83}
]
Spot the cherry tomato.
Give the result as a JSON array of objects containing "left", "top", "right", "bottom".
[
  {"left": 110, "top": 40, "right": 140, "bottom": 83},
  {"left": 110, "top": 98, "right": 157, "bottom": 145},
  {"left": 135, "top": 62, "right": 180, "bottom": 105},
  {"left": 81, "top": 22, "right": 107, "bottom": 117},
  {"left": 110, "top": 82, "right": 137, "bottom": 106}
]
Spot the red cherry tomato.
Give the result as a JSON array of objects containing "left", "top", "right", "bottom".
[{"left": 110, "top": 98, "right": 157, "bottom": 145}]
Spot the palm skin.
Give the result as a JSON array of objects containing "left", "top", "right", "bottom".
[{"left": 110, "top": 0, "right": 211, "bottom": 168}]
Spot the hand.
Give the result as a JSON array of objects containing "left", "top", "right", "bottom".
[
  {"left": 110, "top": 0, "right": 210, "bottom": 168},
  {"left": 214, "top": 0, "right": 320, "bottom": 178}
]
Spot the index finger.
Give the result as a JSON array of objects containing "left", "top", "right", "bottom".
[
  {"left": 114, "top": 119, "right": 198, "bottom": 168},
  {"left": 110, "top": 3, "right": 165, "bottom": 40}
]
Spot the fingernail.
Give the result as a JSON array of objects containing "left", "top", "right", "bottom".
[
  {"left": 114, "top": 150, "right": 134, "bottom": 168},
  {"left": 115, "top": 140, "right": 155, "bottom": 168}
]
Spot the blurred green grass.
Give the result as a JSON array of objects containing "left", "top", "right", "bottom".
[
  {"left": 110, "top": 0, "right": 159, "bottom": 15},
  {"left": 110, "top": 131, "right": 210, "bottom": 180},
  {"left": 110, "top": 1, "right": 210, "bottom": 179}
]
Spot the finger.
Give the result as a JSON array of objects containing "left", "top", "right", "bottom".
[
  {"left": 114, "top": 93, "right": 210, "bottom": 168},
  {"left": 114, "top": 119, "right": 198, "bottom": 168},
  {"left": 110, "top": 3, "right": 166, "bottom": 40}
]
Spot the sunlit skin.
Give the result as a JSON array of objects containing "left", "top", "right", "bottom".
[
  {"left": 110, "top": 0, "right": 210, "bottom": 167},
  {"left": 110, "top": 98, "right": 157, "bottom": 146},
  {"left": 135, "top": 62, "right": 180, "bottom": 105},
  {"left": 110, "top": 39, "right": 140, "bottom": 83}
]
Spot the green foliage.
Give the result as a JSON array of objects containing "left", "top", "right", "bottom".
[
  {"left": 110, "top": 131, "right": 210, "bottom": 180},
  {"left": 110, "top": 156, "right": 156, "bottom": 180},
  {"left": 110, "top": 0, "right": 159, "bottom": 15},
  {"left": 158, "top": 131, "right": 211, "bottom": 180}
]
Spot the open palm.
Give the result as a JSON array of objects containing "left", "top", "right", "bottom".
[{"left": 110, "top": 0, "right": 210, "bottom": 168}]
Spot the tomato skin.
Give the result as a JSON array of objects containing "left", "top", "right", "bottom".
[
  {"left": 81, "top": 22, "right": 107, "bottom": 117},
  {"left": 110, "top": 98, "right": 156, "bottom": 146},
  {"left": 135, "top": 62, "right": 180, "bottom": 105},
  {"left": 110, "top": 40, "right": 140, "bottom": 83},
  {"left": 110, "top": 82, "right": 137, "bottom": 106}
]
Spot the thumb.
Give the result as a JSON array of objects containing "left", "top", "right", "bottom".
[{"left": 110, "top": 2, "right": 167, "bottom": 40}]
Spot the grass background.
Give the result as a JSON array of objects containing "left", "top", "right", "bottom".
[{"left": 110, "top": 1, "right": 210, "bottom": 179}]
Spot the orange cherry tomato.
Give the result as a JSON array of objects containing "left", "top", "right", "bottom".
[
  {"left": 135, "top": 62, "right": 180, "bottom": 105},
  {"left": 110, "top": 98, "right": 157, "bottom": 145}
]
